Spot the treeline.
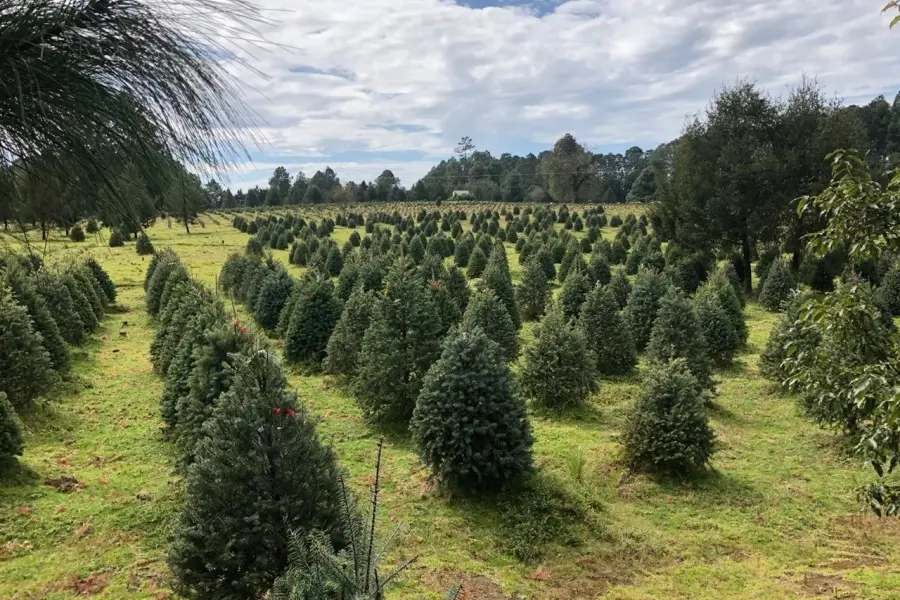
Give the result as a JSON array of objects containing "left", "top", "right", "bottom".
[{"left": 0, "top": 253, "right": 116, "bottom": 462}]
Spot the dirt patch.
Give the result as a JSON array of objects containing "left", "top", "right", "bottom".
[
  {"left": 431, "top": 568, "right": 511, "bottom": 600},
  {"left": 55, "top": 571, "right": 109, "bottom": 595},
  {"left": 799, "top": 573, "right": 860, "bottom": 597},
  {"left": 828, "top": 556, "right": 886, "bottom": 570},
  {"left": 45, "top": 475, "right": 83, "bottom": 493}
]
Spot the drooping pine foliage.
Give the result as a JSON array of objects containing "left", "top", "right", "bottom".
[{"left": 412, "top": 327, "right": 533, "bottom": 493}]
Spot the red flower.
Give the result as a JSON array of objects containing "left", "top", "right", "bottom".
[
  {"left": 431, "top": 280, "right": 441, "bottom": 292},
  {"left": 273, "top": 408, "right": 282, "bottom": 415},
  {"left": 232, "top": 320, "right": 240, "bottom": 327},
  {"left": 240, "top": 327, "right": 247, "bottom": 335},
  {"left": 286, "top": 407, "right": 297, "bottom": 419}
]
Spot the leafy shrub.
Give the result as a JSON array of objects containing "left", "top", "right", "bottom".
[
  {"left": 758, "top": 258, "right": 796, "bottom": 311},
  {"left": 69, "top": 225, "right": 85, "bottom": 242},
  {"left": 0, "top": 290, "right": 58, "bottom": 406},
  {"left": 521, "top": 304, "right": 596, "bottom": 409},
  {"left": 646, "top": 286, "right": 713, "bottom": 391},
  {"left": 623, "top": 360, "right": 715, "bottom": 476},
  {"left": 579, "top": 285, "right": 636, "bottom": 375},
  {"left": 136, "top": 233, "right": 155, "bottom": 255},
  {"left": 412, "top": 327, "right": 533, "bottom": 493},
  {"left": 168, "top": 349, "right": 343, "bottom": 600},
  {"left": 0, "top": 392, "right": 24, "bottom": 462},
  {"left": 108, "top": 229, "right": 124, "bottom": 247},
  {"left": 623, "top": 268, "right": 667, "bottom": 351}
]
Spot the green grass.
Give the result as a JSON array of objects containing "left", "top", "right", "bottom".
[{"left": 2, "top": 213, "right": 900, "bottom": 600}]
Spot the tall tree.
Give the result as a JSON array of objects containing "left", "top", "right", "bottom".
[
  {"left": 268, "top": 166, "right": 292, "bottom": 204},
  {"left": 540, "top": 133, "right": 595, "bottom": 203}
]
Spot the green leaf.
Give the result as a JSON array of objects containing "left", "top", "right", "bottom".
[{"left": 891, "top": 14, "right": 900, "bottom": 28}]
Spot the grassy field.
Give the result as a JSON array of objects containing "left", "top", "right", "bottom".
[{"left": 2, "top": 208, "right": 900, "bottom": 599}]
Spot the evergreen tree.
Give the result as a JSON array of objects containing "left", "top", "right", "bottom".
[
  {"left": 623, "top": 268, "right": 667, "bottom": 351},
  {"left": 6, "top": 269, "right": 69, "bottom": 373},
  {"left": 73, "top": 267, "right": 105, "bottom": 320},
  {"left": 454, "top": 237, "right": 472, "bottom": 267},
  {"left": 646, "top": 286, "right": 714, "bottom": 391},
  {"left": 517, "top": 257, "right": 549, "bottom": 321},
  {"left": 34, "top": 272, "right": 85, "bottom": 345},
  {"left": 482, "top": 244, "right": 521, "bottom": 329},
  {"left": 0, "top": 392, "right": 24, "bottom": 462},
  {"left": 461, "top": 290, "right": 518, "bottom": 363},
  {"left": 586, "top": 253, "right": 612, "bottom": 287},
  {"left": 323, "top": 287, "right": 376, "bottom": 378},
  {"left": 283, "top": 277, "right": 343, "bottom": 366},
  {"left": 701, "top": 270, "right": 748, "bottom": 345},
  {"left": 151, "top": 284, "right": 207, "bottom": 377},
  {"left": 411, "top": 327, "right": 533, "bottom": 493},
  {"left": 253, "top": 268, "right": 294, "bottom": 331},
  {"left": 445, "top": 265, "right": 470, "bottom": 315},
  {"left": 168, "top": 349, "right": 343, "bottom": 600},
  {"left": 145, "top": 252, "right": 181, "bottom": 316},
  {"left": 0, "top": 290, "right": 58, "bottom": 406},
  {"left": 84, "top": 258, "right": 116, "bottom": 304},
  {"left": 579, "top": 285, "right": 637, "bottom": 375},
  {"left": 559, "top": 264, "right": 591, "bottom": 320},
  {"left": 692, "top": 292, "right": 739, "bottom": 366},
  {"left": 759, "top": 292, "right": 819, "bottom": 384},
  {"left": 62, "top": 271, "right": 98, "bottom": 333},
  {"left": 108, "top": 230, "right": 125, "bottom": 247},
  {"left": 136, "top": 233, "right": 155, "bottom": 255},
  {"left": 877, "top": 261, "right": 900, "bottom": 316},
  {"left": 623, "top": 360, "right": 715, "bottom": 476},
  {"left": 758, "top": 258, "right": 796, "bottom": 311},
  {"left": 607, "top": 268, "right": 632, "bottom": 310},
  {"left": 144, "top": 249, "right": 175, "bottom": 291},
  {"left": 353, "top": 258, "right": 442, "bottom": 424},
  {"left": 535, "top": 244, "right": 556, "bottom": 280},
  {"left": 467, "top": 246, "right": 487, "bottom": 278},
  {"left": 408, "top": 235, "right": 425, "bottom": 264},
  {"left": 520, "top": 304, "right": 596, "bottom": 409}
]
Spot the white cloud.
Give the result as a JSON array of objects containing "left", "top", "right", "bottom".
[{"left": 210, "top": 0, "right": 899, "bottom": 187}]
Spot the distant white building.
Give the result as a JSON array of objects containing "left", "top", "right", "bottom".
[{"left": 451, "top": 190, "right": 472, "bottom": 199}]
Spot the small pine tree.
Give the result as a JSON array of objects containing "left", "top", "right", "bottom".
[
  {"left": 108, "top": 229, "right": 125, "bottom": 247},
  {"left": 692, "top": 293, "right": 739, "bottom": 366},
  {"left": 622, "top": 360, "right": 715, "bottom": 476},
  {"left": 445, "top": 265, "right": 470, "bottom": 315},
  {"left": 35, "top": 272, "right": 85, "bottom": 345},
  {"left": 145, "top": 252, "right": 181, "bottom": 316},
  {"left": 136, "top": 233, "right": 155, "bottom": 255},
  {"left": 579, "top": 285, "right": 636, "bottom": 375},
  {"left": 517, "top": 257, "right": 549, "bottom": 321},
  {"left": 62, "top": 271, "right": 98, "bottom": 333},
  {"left": 520, "top": 304, "right": 596, "bottom": 409},
  {"left": 84, "top": 258, "right": 116, "bottom": 304},
  {"left": 467, "top": 246, "right": 487, "bottom": 278},
  {"left": 353, "top": 258, "right": 442, "bottom": 424},
  {"left": 623, "top": 268, "right": 667, "bottom": 351},
  {"left": 646, "top": 286, "right": 714, "bottom": 390},
  {"left": 151, "top": 284, "right": 207, "bottom": 377},
  {"left": 85, "top": 218, "right": 99, "bottom": 234},
  {"left": 69, "top": 225, "right": 85, "bottom": 242},
  {"left": 168, "top": 349, "right": 344, "bottom": 600},
  {"left": 607, "top": 268, "right": 632, "bottom": 310},
  {"left": 283, "top": 277, "right": 343, "bottom": 366},
  {"left": 559, "top": 265, "right": 591, "bottom": 320},
  {"left": 253, "top": 268, "right": 294, "bottom": 331},
  {"left": 408, "top": 235, "right": 426, "bottom": 264},
  {"left": 702, "top": 270, "right": 748, "bottom": 345},
  {"left": 0, "top": 392, "right": 24, "bottom": 462},
  {"left": 73, "top": 267, "right": 105, "bottom": 319},
  {"left": 7, "top": 270, "right": 69, "bottom": 373},
  {"left": 759, "top": 292, "right": 819, "bottom": 384},
  {"left": 323, "top": 287, "right": 376, "bottom": 378},
  {"left": 461, "top": 289, "right": 518, "bottom": 363},
  {"left": 535, "top": 245, "right": 556, "bottom": 280},
  {"left": 0, "top": 290, "right": 58, "bottom": 406},
  {"left": 482, "top": 244, "right": 521, "bottom": 329},
  {"left": 412, "top": 327, "right": 533, "bottom": 493},
  {"left": 586, "top": 253, "right": 612, "bottom": 287},
  {"left": 758, "top": 258, "right": 796, "bottom": 311}
]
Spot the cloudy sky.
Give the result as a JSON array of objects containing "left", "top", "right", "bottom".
[{"left": 216, "top": 0, "right": 899, "bottom": 191}]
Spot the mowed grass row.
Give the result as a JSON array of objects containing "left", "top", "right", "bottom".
[{"left": 2, "top": 211, "right": 899, "bottom": 599}]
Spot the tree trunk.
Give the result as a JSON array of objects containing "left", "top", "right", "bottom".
[
  {"left": 741, "top": 232, "right": 753, "bottom": 295},
  {"left": 182, "top": 207, "right": 190, "bottom": 234},
  {"left": 40, "top": 217, "right": 47, "bottom": 240}
]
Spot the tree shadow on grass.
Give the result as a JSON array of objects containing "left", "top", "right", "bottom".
[
  {"left": 0, "top": 458, "right": 41, "bottom": 487},
  {"left": 653, "top": 468, "right": 765, "bottom": 509}
]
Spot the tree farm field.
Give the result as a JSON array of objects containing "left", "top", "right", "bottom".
[{"left": 2, "top": 207, "right": 900, "bottom": 600}]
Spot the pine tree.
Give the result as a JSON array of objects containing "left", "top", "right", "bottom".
[
  {"left": 445, "top": 265, "right": 470, "bottom": 315},
  {"left": 692, "top": 293, "right": 739, "bottom": 366},
  {"left": 0, "top": 290, "right": 58, "bottom": 407},
  {"left": 0, "top": 392, "right": 24, "bottom": 462},
  {"left": 623, "top": 360, "right": 715, "bottom": 476},
  {"left": 144, "top": 249, "right": 174, "bottom": 291},
  {"left": 877, "top": 261, "right": 900, "bottom": 316},
  {"left": 701, "top": 270, "right": 748, "bottom": 346},
  {"left": 517, "top": 256, "right": 549, "bottom": 321},
  {"left": 145, "top": 252, "right": 181, "bottom": 316},
  {"left": 646, "top": 286, "right": 713, "bottom": 391},
  {"left": 73, "top": 267, "right": 105, "bottom": 320},
  {"left": 353, "top": 258, "right": 442, "bottom": 424},
  {"left": 253, "top": 268, "right": 294, "bottom": 331},
  {"left": 467, "top": 246, "right": 487, "bottom": 279},
  {"left": 758, "top": 258, "right": 796, "bottom": 311},
  {"left": 323, "top": 287, "right": 376, "bottom": 378},
  {"left": 586, "top": 253, "right": 612, "bottom": 287},
  {"left": 62, "top": 271, "right": 98, "bottom": 333},
  {"left": 579, "top": 285, "right": 636, "bottom": 375},
  {"left": 759, "top": 292, "right": 819, "bottom": 384},
  {"left": 408, "top": 235, "right": 426, "bottom": 264},
  {"left": 535, "top": 244, "right": 556, "bottom": 280},
  {"left": 283, "top": 277, "right": 343, "bottom": 366},
  {"left": 136, "top": 233, "right": 155, "bottom": 255},
  {"left": 461, "top": 289, "right": 518, "bottom": 363},
  {"left": 558, "top": 240, "right": 580, "bottom": 283},
  {"left": 559, "top": 264, "right": 591, "bottom": 320},
  {"left": 607, "top": 268, "right": 632, "bottom": 310},
  {"left": 7, "top": 269, "right": 69, "bottom": 373},
  {"left": 520, "top": 304, "right": 596, "bottom": 409},
  {"left": 411, "top": 327, "right": 533, "bottom": 493},
  {"left": 623, "top": 268, "right": 667, "bottom": 351},
  {"left": 168, "top": 349, "right": 344, "bottom": 600},
  {"left": 108, "top": 229, "right": 125, "bottom": 247},
  {"left": 482, "top": 244, "right": 521, "bottom": 329},
  {"left": 150, "top": 283, "right": 205, "bottom": 376},
  {"left": 34, "top": 272, "right": 85, "bottom": 345},
  {"left": 83, "top": 258, "right": 116, "bottom": 304}
]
